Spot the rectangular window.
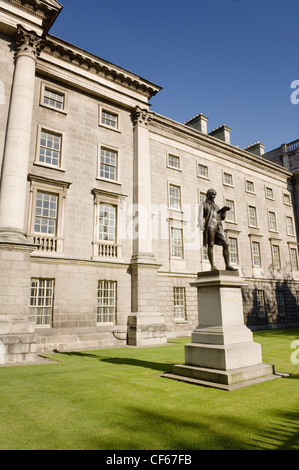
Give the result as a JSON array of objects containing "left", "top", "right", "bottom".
[
  {"left": 98, "top": 203, "right": 116, "bottom": 242},
  {"left": 277, "top": 291, "right": 285, "bottom": 316},
  {"left": 198, "top": 163, "right": 209, "bottom": 178},
  {"left": 283, "top": 193, "right": 291, "bottom": 205},
  {"left": 30, "top": 278, "right": 54, "bottom": 326},
  {"left": 43, "top": 88, "right": 65, "bottom": 111},
  {"left": 257, "top": 290, "right": 266, "bottom": 317},
  {"left": 202, "top": 245, "right": 208, "bottom": 261},
  {"left": 199, "top": 192, "right": 206, "bottom": 204},
  {"left": 229, "top": 237, "right": 239, "bottom": 265},
  {"left": 97, "top": 280, "right": 116, "bottom": 323},
  {"left": 246, "top": 180, "right": 255, "bottom": 193},
  {"left": 248, "top": 206, "right": 258, "bottom": 227},
  {"left": 171, "top": 227, "right": 183, "bottom": 258},
  {"left": 265, "top": 187, "right": 274, "bottom": 199},
  {"left": 101, "top": 110, "right": 118, "bottom": 129},
  {"left": 290, "top": 247, "right": 298, "bottom": 270},
  {"left": 272, "top": 245, "right": 281, "bottom": 270},
  {"left": 169, "top": 185, "right": 181, "bottom": 210},
  {"left": 268, "top": 211, "right": 277, "bottom": 231},
  {"left": 173, "top": 287, "right": 186, "bottom": 320},
  {"left": 39, "top": 130, "right": 62, "bottom": 167},
  {"left": 252, "top": 241, "right": 261, "bottom": 267},
  {"left": 168, "top": 154, "right": 180, "bottom": 169},
  {"left": 100, "top": 147, "right": 118, "bottom": 181},
  {"left": 286, "top": 216, "right": 295, "bottom": 236},
  {"left": 34, "top": 191, "right": 58, "bottom": 235},
  {"left": 225, "top": 199, "right": 236, "bottom": 222},
  {"left": 223, "top": 172, "right": 233, "bottom": 186}
]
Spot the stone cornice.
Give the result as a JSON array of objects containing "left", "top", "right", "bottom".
[
  {"left": 150, "top": 112, "right": 293, "bottom": 180},
  {"left": 1, "top": 0, "right": 62, "bottom": 33},
  {"left": 42, "top": 36, "right": 162, "bottom": 100}
]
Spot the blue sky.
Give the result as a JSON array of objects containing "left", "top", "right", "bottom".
[{"left": 51, "top": 0, "right": 299, "bottom": 152}]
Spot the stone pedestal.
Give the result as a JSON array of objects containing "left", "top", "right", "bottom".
[
  {"left": 127, "top": 256, "right": 167, "bottom": 347},
  {"left": 164, "top": 271, "right": 281, "bottom": 390}
]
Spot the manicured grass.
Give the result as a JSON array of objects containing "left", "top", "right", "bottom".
[{"left": 0, "top": 328, "right": 298, "bottom": 450}]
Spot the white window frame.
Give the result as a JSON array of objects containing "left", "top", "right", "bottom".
[
  {"left": 277, "top": 290, "right": 285, "bottom": 317},
  {"left": 223, "top": 171, "right": 234, "bottom": 187},
  {"left": 170, "top": 226, "right": 184, "bottom": 259},
  {"left": 40, "top": 82, "right": 67, "bottom": 114},
  {"left": 290, "top": 246, "right": 299, "bottom": 270},
  {"left": 283, "top": 192, "right": 291, "bottom": 206},
  {"left": 286, "top": 216, "right": 295, "bottom": 236},
  {"left": 99, "top": 105, "right": 120, "bottom": 132},
  {"left": 257, "top": 290, "right": 266, "bottom": 318},
  {"left": 167, "top": 152, "right": 181, "bottom": 171},
  {"left": 251, "top": 240, "right": 262, "bottom": 267},
  {"left": 97, "top": 280, "right": 117, "bottom": 324},
  {"left": 173, "top": 287, "right": 186, "bottom": 321},
  {"left": 92, "top": 189, "right": 126, "bottom": 260},
  {"left": 228, "top": 237, "right": 239, "bottom": 265},
  {"left": 27, "top": 175, "right": 70, "bottom": 253},
  {"left": 97, "top": 144, "right": 120, "bottom": 183},
  {"left": 268, "top": 211, "right": 277, "bottom": 232},
  {"left": 265, "top": 186, "right": 274, "bottom": 200},
  {"left": 245, "top": 180, "right": 255, "bottom": 194},
  {"left": 248, "top": 205, "right": 258, "bottom": 228},
  {"left": 224, "top": 199, "right": 236, "bottom": 223},
  {"left": 197, "top": 162, "right": 209, "bottom": 179},
  {"left": 168, "top": 183, "right": 182, "bottom": 211},
  {"left": 35, "top": 125, "right": 65, "bottom": 171},
  {"left": 271, "top": 244, "right": 281, "bottom": 270},
  {"left": 30, "top": 278, "right": 55, "bottom": 328}
]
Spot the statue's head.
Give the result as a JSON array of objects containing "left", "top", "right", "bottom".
[{"left": 206, "top": 189, "right": 217, "bottom": 200}]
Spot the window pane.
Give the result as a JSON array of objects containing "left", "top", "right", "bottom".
[
  {"left": 39, "top": 130, "right": 61, "bottom": 167},
  {"left": 97, "top": 280, "right": 116, "bottom": 323},
  {"left": 98, "top": 204, "right": 116, "bottom": 242},
  {"left": 100, "top": 147, "right": 117, "bottom": 181},
  {"left": 29, "top": 278, "right": 54, "bottom": 326},
  {"left": 173, "top": 287, "right": 186, "bottom": 320},
  {"left": 34, "top": 191, "right": 58, "bottom": 235},
  {"left": 168, "top": 154, "right": 180, "bottom": 169},
  {"left": 169, "top": 185, "right": 181, "bottom": 210},
  {"left": 171, "top": 227, "right": 183, "bottom": 258}
]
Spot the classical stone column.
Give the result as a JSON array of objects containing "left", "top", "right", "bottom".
[
  {"left": 0, "top": 25, "right": 44, "bottom": 240},
  {"left": 127, "top": 107, "right": 167, "bottom": 346},
  {"left": 0, "top": 25, "right": 43, "bottom": 364}
]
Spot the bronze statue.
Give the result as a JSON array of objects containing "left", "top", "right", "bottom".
[{"left": 200, "top": 189, "right": 238, "bottom": 271}]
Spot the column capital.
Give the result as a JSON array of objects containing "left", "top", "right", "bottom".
[
  {"left": 14, "top": 25, "right": 45, "bottom": 61},
  {"left": 131, "top": 106, "right": 153, "bottom": 127}
]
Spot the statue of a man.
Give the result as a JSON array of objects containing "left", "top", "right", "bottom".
[{"left": 199, "top": 189, "right": 238, "bottom": 271}]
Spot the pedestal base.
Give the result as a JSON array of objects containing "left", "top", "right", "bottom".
[
  {"left": 163, "top": 271, "right": 284, "bottom": 390},
  {"left": 163, "top": 363, "right": 283, "bottom": 391}
]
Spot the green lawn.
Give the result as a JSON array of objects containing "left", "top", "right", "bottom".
[{"left": 0, "top": 328, "right": 299, "bottom": 450}]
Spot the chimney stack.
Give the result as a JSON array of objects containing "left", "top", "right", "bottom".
[
  {"left": 185, "top": 113, "right": 209, "bottom": 134},
  {"left": 209, "top": 125, "right": 231, "bottom": 144},
  {"left": 244, "top": 142, "right": 265, "bottom": 157}
]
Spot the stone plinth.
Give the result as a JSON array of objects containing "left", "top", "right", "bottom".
[
  {"left": 0, "top": 241, "right": 37, "bottom": 365},
  {"left": 163, "top": 271, "right": 281, "bottom": 390}
]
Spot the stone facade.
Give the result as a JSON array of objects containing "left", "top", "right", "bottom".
[{"left": 0, "top": 0, "right": 299, "bottom": 364}]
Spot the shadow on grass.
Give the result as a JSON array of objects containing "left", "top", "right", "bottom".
[
  {"left": 84, "top": 404, "right": 299, "bottom": 450},
  {"left": 56, "top": 351, "right": 176, "bottom": 373}
]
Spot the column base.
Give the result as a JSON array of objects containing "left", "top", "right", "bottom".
[{"left": 127, "top": 315, "right": 167, "bottom": 347}]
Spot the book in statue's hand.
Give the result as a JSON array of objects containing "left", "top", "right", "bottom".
[{"left": 217, "top": 206, "right": 231, "bottom": 214}]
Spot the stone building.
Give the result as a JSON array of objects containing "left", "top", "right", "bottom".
[{"left": 0, "top": 0, "right": 299, "bottom": 364}]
